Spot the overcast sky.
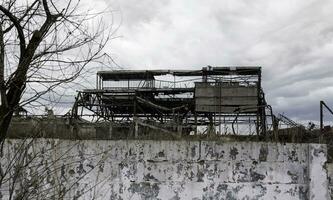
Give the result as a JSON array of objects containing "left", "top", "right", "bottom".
[{"left": 55, "top": 0, "right": 333, "bottom": 124}]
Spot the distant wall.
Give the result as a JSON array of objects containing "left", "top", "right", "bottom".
[
  {"left": 0, "top": 139, "right": 329, "bottom": 200},
  {"left": 7, "top": 117, "right": 176, "bottom": 139}
]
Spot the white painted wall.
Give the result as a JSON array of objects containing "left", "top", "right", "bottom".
[{"left": 0, "top": 139, "right": 329, "bottom": 200}]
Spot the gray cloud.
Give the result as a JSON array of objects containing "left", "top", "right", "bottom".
[{"left": 83, "top": 0, "right": 333, "bottom": 124}]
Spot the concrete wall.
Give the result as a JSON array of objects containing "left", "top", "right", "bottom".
[
  {"left": 0, "top": 139, "right": 329, "bottom": 200},
  {"left": 326, "top": 163, "right": 333, "bottom": 199}
]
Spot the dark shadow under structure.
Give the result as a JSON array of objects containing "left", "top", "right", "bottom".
[{"left": 72, "top": 66, "right": 273, "bottom": 136}]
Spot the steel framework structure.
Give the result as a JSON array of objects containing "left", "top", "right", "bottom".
[{"left": 72, "top": 66, "right": 272, "bottom": 135}]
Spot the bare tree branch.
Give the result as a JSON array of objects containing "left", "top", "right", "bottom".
[
  {"left": 0, "top": 4, "right": 26, "bottom": 61},
  {"left": 0, "top": 0, "right": 115, "bottom": 143}
]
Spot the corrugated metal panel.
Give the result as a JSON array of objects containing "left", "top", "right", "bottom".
[
  {"left": 195, "top": 83, "right": 258, "bottom": 113},
  {"left": 195, "top": 105, "right": 258, "bottom": 113}
]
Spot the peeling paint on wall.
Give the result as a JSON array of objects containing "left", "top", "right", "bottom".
[
  {"left": 327, "top": 163, "right": 333, "bottom": 199},
  {"left": 0, "top": 139, "right": 329, "bottom": 200}
]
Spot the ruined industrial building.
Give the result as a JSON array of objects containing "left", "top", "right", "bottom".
[{"left": 2, "top": 66, "right": 333, "bottom": 199}]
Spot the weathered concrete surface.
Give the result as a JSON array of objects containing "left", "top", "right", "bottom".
[
  {"left": 0, "top": 139, "right": 329, "bottom": 200},
  {"left": 309, "top": 144, "right": 329, "bottom": 200},
  {"left": 326, "top": 162, "right": 333, "bottom": 199}
]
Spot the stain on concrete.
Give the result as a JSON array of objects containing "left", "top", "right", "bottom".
[
  {"left": 313, "top": 148, "right": 325, "bottom": 157},
  {"left": 1, "top": 139, "right": 329, "bottom": 200},
  {"left": 158, "top": 151, "right": 165, "bottom": 158},
  {"left": 287, "top": 170, "right": 299, "bottom": 183},
  {"left": 191, "top": 146, "right": 196, "bottom": 158},
  {"left": 170, "top": 192, "right": 181, "bottom": 200},
  {"left": 217, "top": 184, "right": 228, "bottom": 192},
  {"left": 298, "top": 185, "right": 309, "bottom": 200},
  {"left": 226, "top": 191, "right": 237, "bottom": 200},
  {"left": 177, "top": 163, "right": 183, "bottom": 175},
  {"left": 250, "top": 170, "right": 266, "bottom": 182},
  {"left": 144, "top": 173, "right": 159, "bottom": 182},
  {"left": 197, "top": 169, "right": 204, "bottom": 182},
  {"left": 128, "top": 182, "right": 160, "bottom": 199},
  {"left": 259, "top": 144, "right": 268, "bottom": 162},
  {"left": 230, "top": 147, "right": 239, "bottom": 160},
  {"left": 253, "top": 184, "right": 267, "bottom": 199}
]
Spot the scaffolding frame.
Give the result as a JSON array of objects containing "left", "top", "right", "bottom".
[{"left": 72, "top": 66, "right": 272, "bottom": 135}]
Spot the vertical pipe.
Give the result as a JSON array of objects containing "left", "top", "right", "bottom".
[
  {"left": 219, "top": 82, "right": 222, "bottom": 135},
  {"left": 256, "top": 68, "right": 261, "bottom": 135},
  {"left": 320, "top": 100, "right": 323, "bottom": 132},
  {"left": 195, "top": 113, "right": 197, "bottom": 135},
  {"left": 249, "top": 117, "right": 252, "bottom": 135},
  {"left": 96, "top": 74, "right": 99, "bottom": 89},
  {"left": 99, "top": 76, "right": 101, "bottom": 89},
  {"left": 134, "top": 95, "right": 137, "bottom": 138}
]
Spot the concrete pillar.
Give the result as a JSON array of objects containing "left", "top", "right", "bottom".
[
  {"left": 309, "top": 144, "right": 330, "bottom": 200},
  {"left": 134, "top": 117, "right": 138, "bottom": 138},
  {"left": 108, "top": 123, "right": 112, "bottom": 139},
  {"left": 177, "top": 125, "right": 182, "bottom": 137}
]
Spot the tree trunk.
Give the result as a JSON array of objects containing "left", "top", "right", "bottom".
[
  {"left": 0, "top": 85, "right": 24, "bottom": 143},
  {"left": 0, "top": 105, "right": 13, "bottom": 143}
]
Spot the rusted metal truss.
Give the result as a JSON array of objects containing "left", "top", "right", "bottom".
[
  {"left": 72, "top": 66, "right": 274, "bottom": 135},
  {"left": 320, "top": 100, "right": 333, "bottom": 131}
]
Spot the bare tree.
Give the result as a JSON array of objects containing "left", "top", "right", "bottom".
[
  {"left": 0, "top": 0, "right": 114, "bottom": 143},
  {"left": 0, "top": 136, "right": 110, "bottom": 199}
]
